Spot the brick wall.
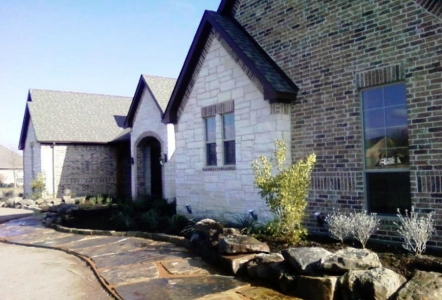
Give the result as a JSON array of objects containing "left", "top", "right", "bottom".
[
  {"left": 44, "top": 144, "right": 121, "bottom": 198},
  {"left": 174, "top": 31, "right": 292, "bottom": 222},
  {"left": 233, "top": 0, "right": 442, "bottom": 245}
]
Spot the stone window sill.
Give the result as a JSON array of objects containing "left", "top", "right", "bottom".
[{"left": 203, "top": 165, "right": 236, "bottom": 171}]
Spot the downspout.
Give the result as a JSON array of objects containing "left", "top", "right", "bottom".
[{"left": 51, "top": 143, "right": 55, "bottom": 197}]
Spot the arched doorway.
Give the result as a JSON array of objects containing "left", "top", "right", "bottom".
[{"left": 136, "top": 136, "right": 163, "bottom": 198}]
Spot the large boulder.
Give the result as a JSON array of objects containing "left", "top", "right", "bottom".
[
  {"left": 393, "top": 270, "right": 442, "bottom": 300},
  {"left": 282, "top": 247, "right": 332, "bottom": 274},
  {"left": 246, "top": 253, "right": 285, "bottom": 279},
  {"left": 191, "top": 219, "right": 224, "bottom": 248},
  {"left": 218, "top": 234, "right": 270, "bottom": 254},
  {"left": 21, "top": 199, "right": 36, "bottom": 207},
  {"left": 320, "top": 247, "right": 382, "bottom": 273},
  {"left": 339, "top": 267, "right": 406, "bottom": 300},
  {"left": 293, "top": 275, "right": 339, "bottom": 300}
]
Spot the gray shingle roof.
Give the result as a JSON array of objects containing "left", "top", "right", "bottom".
[
  {"left": 0, "top": 145, "right": 23, "bottom": 169},
  {"left": 142, "top": 75, "right": 176, "bottom": 111},
  {"left": 27, "top": 89, "right": 132, "bottom": 143}
]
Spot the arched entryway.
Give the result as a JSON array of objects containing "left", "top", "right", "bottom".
[{"left": 136, "top": 136, "right": 163, "bottom": 198}]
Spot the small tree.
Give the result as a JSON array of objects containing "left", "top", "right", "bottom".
[
  {"left": 30, "top": 173, "right": 46, "bottom": 199},
  {"left": 394, "top": 206, "right": 434, "bottom": 255},
  {"left": 327, "top": 210, "right": 353, "bottom": 243},
  {"left": 350, "top": 210, "right": 380, "bottom": 248},
  {"left": 252, "top": 140, "right": 316, "bottom": 245}
]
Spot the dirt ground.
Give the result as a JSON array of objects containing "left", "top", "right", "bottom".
[{"left": 0, "top": 243, "right": 113, "bottom": 300}]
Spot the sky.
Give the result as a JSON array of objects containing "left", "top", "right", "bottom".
[{"left": 0, "top": 0, "right": 220, "bottom": 151}]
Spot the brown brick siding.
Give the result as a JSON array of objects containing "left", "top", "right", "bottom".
[
  {"left": 233, "top": 0, "right": 442, "bottom": 245},
  {"left": 56, "top": 144, "right": 131, "bottom": 198}
]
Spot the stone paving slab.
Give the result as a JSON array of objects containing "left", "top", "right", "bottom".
[
  {"left": 99, "top": 262, "right": 159, "bottom": 287},
  {"left": 32, "top": 234, "right": 86, "bottom": 247},
  {"left": 75, "top": 240, "right": 145, "bottom": 258},
  {"left": 162, "top": 257, "right": 218, "bottom": 276},
  {"left": 92, "top": 246, "right": 195, "bottom": 269},
  {"left": 57, "top": 236, "right": 121, "bottom": 250},
  {"left": 115, "top": 275, "right": 250, "bottom": 300}
]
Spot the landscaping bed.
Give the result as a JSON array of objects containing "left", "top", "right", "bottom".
[{"left": 59, "top": 204, "right": 442, "bottom": 280}]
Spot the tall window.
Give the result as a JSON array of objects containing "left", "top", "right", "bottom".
[
  {"left": 205, "top": 117, "right": 217, "bottom": 166},
  {"left": 223, "top": 113, "right": 235, "bottom": 165},
  {"left": 362, "top": 82, "right": 410, "bottom": 214}
]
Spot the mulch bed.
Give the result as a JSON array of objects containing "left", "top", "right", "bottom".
[{"left": 62, "top": 207, "right": 442, "bottom": 280}]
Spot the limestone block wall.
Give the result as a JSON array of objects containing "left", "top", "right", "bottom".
[
  {"left": 174, "top": 34, "right": 291, "bottom": 222},
  {"left": 23, "top": 120, "right": 41, "bottom": 197},
  {"left": 130, "top": 88, "right": 176, "bottom": 201},
  {"left": 234, "top": 0, "right": 442, "bottom": 244}
]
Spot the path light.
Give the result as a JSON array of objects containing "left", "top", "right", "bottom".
[
  {"left": 159, "top": 153, "right": 168, "bottom": 165},
  {"left": 314, "top": 211, "right": 328, "bottom": 227},
  {"left": 249, "top": 210, "right": 258, "bottom": 221},
  {"left": 186, "top": 204, "right": 192, "bottom": 214}
]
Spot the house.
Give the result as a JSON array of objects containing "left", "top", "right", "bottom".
[
  {"left": 18, "top": 89, "right": 132, "bottom": 198},
  {"left": 0, "top": 145, "right": 23, "bottom": 187},
  {"left": 125, "top": 75, "right": 177, "bottom": 201},
  {"left": 164, "top": 0, "right": 442, "bottom": 245},
  {"left": 163, "top": 6, "right": 299, "bottom": 222}
]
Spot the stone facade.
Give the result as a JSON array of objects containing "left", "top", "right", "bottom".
[
  {"left": 174, "top": 33, "right": 291, "bottom": 221},
  {"left": 130, "top": 88, "right": 176, "bottom": 201},
  {"left": 232, "top": 0, "right": 441, "bottom": 244},
  {"left": 23, "top": 119, "right": 41, "bottom": 197}
]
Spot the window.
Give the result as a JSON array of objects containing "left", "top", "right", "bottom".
[
  {"left": 205, "top": 116, "right": 217, "bottom": 166},
  {"left": 362, "top": 82, "right": 411, "bottom": 214},
  {"left": 223, "top": 113, "right": 235, "bottom": 165}
]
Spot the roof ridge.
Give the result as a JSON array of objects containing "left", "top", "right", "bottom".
[
  {"left": 142, "top": 74, "right": 177, "bottom": 80},
  {"left": 29, "top": 88, "right": 131, "bottom": 99}
]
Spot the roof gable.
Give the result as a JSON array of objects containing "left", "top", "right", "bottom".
[
  {"left": 125, "top": 75, "right": 176, "bottom": 127},
  {"left": 0, "top": 145, "right": 23, "bottom": 169},
  {"left": 162, "top": 10, "right": 298, "bottom": 124},
  {"left": 19, "top": 89, "right": 132, "bottom": 149}
]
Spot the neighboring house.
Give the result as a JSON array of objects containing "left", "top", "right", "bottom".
[
  {"left": 18, "top": 89, "right": 132, "bottom": 198},
  {"left": 164, "top": 0, "right": 442, "bottom": 245},
  {"left": 125, "top": 75, "right": 177, "bottom": 201},
  {"left": 0, "top": 145, "right": 23, "bottom": 187}
]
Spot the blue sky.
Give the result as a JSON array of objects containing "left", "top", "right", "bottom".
[{"left": 0, "top": 0, "right": 220, "bottom": 151}]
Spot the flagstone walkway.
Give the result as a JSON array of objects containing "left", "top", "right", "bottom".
[{"left": 0, "top": 214, "right": 298, "bottom": 300}]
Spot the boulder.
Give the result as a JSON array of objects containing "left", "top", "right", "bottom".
[
  {"left": 21, "top": 199, "right": 36, "bottom": 206},
  {"left": 339, "top": 267, "right": 406, "bottom": 300},
  {"left": 293, "top": 275, "right": 339, "bottom": 300},
  {"left": 321, "top": 247, "right": 382, "bottom": 273},
  {"left": 218, "top": 234, "right": 270, "bottom": 254},
  {"left": 393, "top": 270, "right": 442, "bottom": 300},
  {"left": 282, "top": 247, "right": 332, "bottom": 274},
  {"left": 62, "top": 195, "right": 76, "bottom": 204},
  {"left": 192, "top": 219, "right": 224, "bottom": 248},
  {"left": 247, "top": 253, "right": 285, "bottom": 279},
  {"left": 0, "top": 191, "right": 4, "bottom": 199},
  {"left": 5, "top": 197, "right": 16, "bottom": 207}
]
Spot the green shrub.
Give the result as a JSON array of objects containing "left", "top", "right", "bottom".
[
  {"left": 140, "top": 209, "right": 162, "bottom": 231},
  {"left": 230, "top": 214, "right": 259, "bottom": 235},
  {"left": 30, "top": 173, "right": 46, "bottom": 199},
  {"left": 165, "top": 214, "right": 189, "bottom": 234},
  {"left": 110, "top": 211, "right": 135, "bottom": 230},
  {"left": 252, "top": 140, "right": 316, "bottom": 245}
]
